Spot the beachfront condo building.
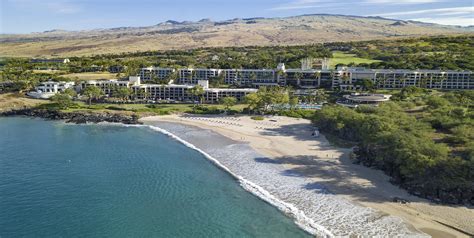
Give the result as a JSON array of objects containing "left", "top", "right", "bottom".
[
  {"left": 139, "top": 65, "right": 473, "bottom": 90},
  {"left": 333, "top": 67, "right": 473, "bottom": 90},
  {"left": 78, "top": 77, "right": 256, "bottom": 103},
  {"left": 132, "top": 80, "right": 256, "bottom": 103},
  {"left": 78, "top": 76, "right": 141, "bottom": 96},
  {"left": 178, "top": 68, "right": 221, "bottom": 84},
  {"left": 223, "top": 69, "right": 279, "bottom": 87},
  {"left": 140, "top": 67, "right": 176, "bottom": 82}
]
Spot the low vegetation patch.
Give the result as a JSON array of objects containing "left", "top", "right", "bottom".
[
  {"left": 312, "top": 90, "right": 473, "bottom": 205},
  {"left": 251, "top": 116, "right": 264, "bottom": 121}
]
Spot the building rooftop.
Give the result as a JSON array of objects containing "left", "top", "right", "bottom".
[{"left": 343, "top": 93, "right": 392, "bottom": 102}]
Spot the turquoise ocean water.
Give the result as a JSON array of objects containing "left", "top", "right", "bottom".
[{"left": 0, "top": 117, "right": 309, "bottom": 237}]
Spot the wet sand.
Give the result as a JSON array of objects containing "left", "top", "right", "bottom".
[{"left": 140, "top": 114, "right": 474, "bottom": 237}]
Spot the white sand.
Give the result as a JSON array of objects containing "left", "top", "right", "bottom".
[{"left": 140, "top": 114, "right": 474, "bottom": 238}]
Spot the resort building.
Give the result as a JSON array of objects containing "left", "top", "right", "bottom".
[
  {"left": 238, "top": 69, "right": 278, "bottom": 87},
  {"left": 140, "top": 67, "right": 176, "bottom": 82},
  {"left": 77, "top": 76, "right": 257, "bottom": 103},
  {"left": 139, "top": 65, "right": 473, "bottom": 90},
  {"left": 78, "top": 77, "right": 141, "bottom": 96},
  {"left": 132, "top": 79, "right": 256, "bottom": 103},
  {"left": 336, "top": 93, "right": 392, "bottom": 108},
  {"left": 27, "top": 81, "right": 75, "bottom": 99},
  {"left": 178, "top": 68, "right": 221, "bottom": 85},
  {"left": 333, "top": 67, "right": 473, "bottom": 90}
]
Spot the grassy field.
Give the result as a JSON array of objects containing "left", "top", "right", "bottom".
[
  {"left": 61, "top": 72, "right": 118, "bottom": 81},
  {"left": 33, "top": 70, "right": 67, "bottom": 74},
  {"left": 51, "top": 102, "right": 249, "bottom": 116},
  {"left": 0, "top": 93, "right": 48, "bottom": 112},
  {"left": 329, "top": 51, "right": 381, "bottom": 68}
]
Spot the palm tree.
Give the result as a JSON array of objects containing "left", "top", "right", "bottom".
[
  {"left": 235, "top": 70, "right": 243, "bottom": 86},
  {"left": 188, "top": 70, "right": 197, "bottom": 84},
  {"left": 435, "top": 73, "right": 448, "bottom": 89},
  {"left": 189, "top": 85, "right": 205, "bottom": 109},
  {"left": 314, "top": 71, "right": 321, "bottom": 88},
  {"left": 249, "top": 72, "right": 257, "bottom": 81},
  {"left": 399, "top": 76, "right": 408, "bottom": 88},
  {"left": 294, "top": 72, "right": 303, "bottom": 87},
  {"left": 276, "top": 70, "right": 286, "bottom": 86},
  {"left": 82, "top": 86, "right": 103, "bottom": 106}
]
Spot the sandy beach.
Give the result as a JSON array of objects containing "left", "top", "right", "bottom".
[{"left": 140, "top": 114, "right": 474, "bottom": 237}]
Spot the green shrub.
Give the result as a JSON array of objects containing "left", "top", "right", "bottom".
[
  {"left": 277, "top": 109, "right": 315, "bottom": 119},
  {"left": 251, "top": 116, "right": 264, "bottom": 121},
  {"left": 106, "top": 106, "right": 127, "bottom": 111}
]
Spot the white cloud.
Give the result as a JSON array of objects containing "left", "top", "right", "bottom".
[
  {"left": 370, "top": 6, "right": 474, "bottom": 26},
  {"left": 7, "top": 0, "right": 83, "bottom": 14},
  {"left": 374, "top": 6, "right": 474, "bottom": 17},
  {"left": 411, "top": 17, "right": 473, "bottom": 26}
]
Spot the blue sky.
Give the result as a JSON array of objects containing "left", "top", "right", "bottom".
[{"left": 1, "top": 0, "right": 473, "bottom": 33}]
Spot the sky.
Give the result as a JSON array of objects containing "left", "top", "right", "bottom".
[{"left": 1, "top": 0, "right": 473, "bottom": 34}]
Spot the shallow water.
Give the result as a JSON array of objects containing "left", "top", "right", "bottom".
[{"left": 0, "top": 117, "right": 309, "bottom": 237}]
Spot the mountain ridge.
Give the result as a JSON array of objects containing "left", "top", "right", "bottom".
[{"left": 0, "top": 14, "right": 472, "bottom": 57}]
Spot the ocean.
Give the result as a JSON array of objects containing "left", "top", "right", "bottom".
[{"left": 0, "top": 117, "right": 309, "bottom": 237}]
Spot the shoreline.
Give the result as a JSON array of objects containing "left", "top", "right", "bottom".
[
  {"left": 140, "top": 114, "right": 474, "bottom": 238},
  {"left": 141, "top": 123, "right": 331, "bottom": 236},
  {"left": 0, "top": 108, "right": 141, "bottom": 125},
  {"left": 2, "top": 110, "right": 472, "bottom": 237},
  {"left": 140, "top": 116, "right": 421, "bottom": 237}
]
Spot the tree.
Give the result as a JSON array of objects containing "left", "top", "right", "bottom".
[
  {"left": 305, "top": 89, "right": 327, "bottom": 104},
  {"left": 151, "top": 74, "right": 160, "bottom": 84},
  {"left": 164, "top": 71, "right": 178, "bottom": 84},
  {"left": 190, "top": 85, "right": 205, "bottom": 103},
  {"left": 244, "top": 93, "right": 260, "bottom": 114},
  {"left": 189, "top": 85, "right": 205, "bottom": 112},
  {"left": 249, "top": 72, "right": 257, "bottom": 81},
  {"left": 355, "top": 79, "right": 375, "bottom": 92},
  {"left": 276, "top": 70, "right": 287, "bottom": 85},
  {"left": 314, "top": 71, "right": 321, "bottom": 87},
  {"left": 142, "top": 89, "right": 151, "bottom": 101},
  {"left": 294, "top": 72, "right": 303, "bottom": 87},
  {"left": 81, "top": 86, "right": 103, "bottom": 106},
  {"left": 210, "top": 73, "right": 225, "bottom": 88},
  {"left": 50, "top": 93, "right": 74, "bottom": 109},
  {"left": 246, "top": 86, "right": 290, "bottom": 113},
  {"left": 113, "top": 87, "right": 132, "bottom": 102},
  {"left": 220, "top": 96, "right": 237, "bottom": 112},
  {"left": 63, "top": 88, "right": 77, "bottom": 98},
  {"left": 289, "top": 97, "right": 299, "bottom": 110}
]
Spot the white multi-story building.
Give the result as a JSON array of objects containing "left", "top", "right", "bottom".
[
  {"left": 140, "top": 67, "right": 176, "bottom": 82},
  {"left": 27, "top": 81, "right": 75, "bottom": 99},
  {"left": 223, "top": 69, "right": 279, "bottom": 87},
  {"left": 140, "top": 65, "right": 473, "bottom": 91},
  {"left": 178, "top": 68, "right": 221, "bottom": 85},
  {"left": 78, "top": 76, "right": 141, "bottom": 96},
  {"left": 132, "top": 79, "right": 256, "bottom": 103},
  {"left": 332, "top": 67, "right": 473, "bottom": 90},
  {"left": 79, "top": 77, "right": 256, "bottom": 103}
]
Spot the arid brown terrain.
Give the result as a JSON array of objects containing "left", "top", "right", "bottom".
[{"left": 1, "top": 14, "right": 472, "bottom": 57}]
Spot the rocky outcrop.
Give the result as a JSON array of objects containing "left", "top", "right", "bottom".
[{"left": 1, "top": 108, "right": 141, "bottom": 125}]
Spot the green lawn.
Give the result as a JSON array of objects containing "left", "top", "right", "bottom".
[
  {"left": 43, "top": 101, "right": 248, "bottom": 116},
  {"left": 329, "top": 51, "right": 382, "bottom": 69}
]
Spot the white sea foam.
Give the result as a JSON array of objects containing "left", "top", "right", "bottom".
[
  {"left": 114, "top": 122, "right": 428, "bottom": 237},
  {"left": 143, "top": 124, "right": 332, "bottom": 237}
]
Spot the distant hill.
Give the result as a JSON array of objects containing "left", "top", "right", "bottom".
[{"left": 0, "top": 14, "right": 472, "bottom": 57}]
